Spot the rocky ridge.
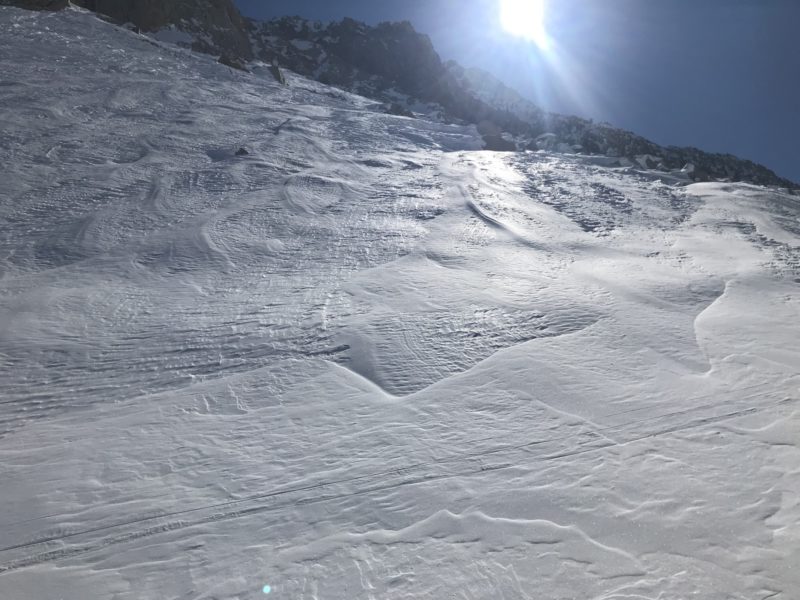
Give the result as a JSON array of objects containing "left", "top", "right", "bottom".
[
  {"left": 248, "top": 16, "right": 797, "bottom": 189},
  {"left": 2, "top": 0, "right": 796, "bottom": 189},
  {"left": 2, "top": 0, "right": 252, "bottom": 58}
]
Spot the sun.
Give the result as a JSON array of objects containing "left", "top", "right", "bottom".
[{"left": 499, "top": 0, "right": 550, "bottom": 49}]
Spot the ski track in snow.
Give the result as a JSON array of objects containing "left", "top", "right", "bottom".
[{"left": 1, "top": 7, "right": 800, "bottom": 600}]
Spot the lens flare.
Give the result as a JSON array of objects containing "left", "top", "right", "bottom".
[{"left": 499, "top": 0, "right": 550, "bottom": 49}]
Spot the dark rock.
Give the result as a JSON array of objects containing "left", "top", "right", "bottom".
[
  {"left": 268, "top": 59, "right": 286, "bottom": 85},
  {"left": 385, "top": 102, "right": 414, "bottom": 118},
  {"left": 482, "top": 134, "right": 517, "bottom": 152},
  {"left": 478, "top": 120, "right": 516, "bottom": 151},
  {"left": 248, "top": 16, "right": 531, "bottom": 137},
  {"left": 689, "top": 165, "right": 712, "bottom": 182},
  {"left": 4, "top": 0, "right": 255, "bottom": 61},
  {"left": 0, "top": 0, "right": 69, "bottom": 9},
  {"left": 219, "top": 53, "right": 248, "bottom": 72},
  {"left": 235, "top": 147, "right": 249, "bottom": 156}
]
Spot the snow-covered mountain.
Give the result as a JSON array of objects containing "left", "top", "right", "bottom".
[
  {"left": 5, "top": 0, "right": 797, "bottom": 189},
  {"left": 1, "top": 5, "right": 800, "bottom": 600},
  {"left": 246, "top": 17, "right": 797, "bottom": 189},
  {"left": 446, "top": 63, "right": 547, "bottom": 124},
  {"left": 2, "top": 0, "right": 253, "bottom": 58}
]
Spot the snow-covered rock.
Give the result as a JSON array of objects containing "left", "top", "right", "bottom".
[{"left": 5, "top": 0, "right": 253, "bottom": 58}]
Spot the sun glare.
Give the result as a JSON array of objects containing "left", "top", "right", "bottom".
[{"left": 499, "top": 0, "right": 550, "bottom": 49}]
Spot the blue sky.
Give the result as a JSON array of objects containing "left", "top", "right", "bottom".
[{"left": 236, "top": 0, "right": 799, "bottom": 183}]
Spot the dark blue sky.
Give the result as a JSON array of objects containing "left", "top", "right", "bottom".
[{"left": 237, "top": 0, "right": 799, "bottom": 183}]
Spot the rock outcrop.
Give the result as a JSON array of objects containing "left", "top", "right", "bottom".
[
  {"left": 2, "top": 0, "right": 252, "bottom": 59},
  {"left": 249, "top": 17, "right": 535, "bottom": 145},
  {"left": 86, "top": 0, "right": 251, "bottom": 59},
  {"left": 0, "top": 0, "right": 68, "bottom": 8}
]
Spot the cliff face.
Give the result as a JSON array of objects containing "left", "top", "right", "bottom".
[{"left": 250, "top": 18, "right": 447, "bottom": 102}]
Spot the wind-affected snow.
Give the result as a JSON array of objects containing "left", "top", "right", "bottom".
[{"left": 1, "top": 7, "right": 799, "bottom": 600}]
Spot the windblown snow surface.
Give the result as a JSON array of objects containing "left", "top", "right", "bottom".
[{"left": 2, "top": 7, "right": 800, "bottom": 600}]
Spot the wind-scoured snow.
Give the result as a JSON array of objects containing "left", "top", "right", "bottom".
[{"left": 1, "top": 7, "right": 799, "bottom": 600}]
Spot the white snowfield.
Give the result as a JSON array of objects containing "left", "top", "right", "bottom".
[{"left": 1, "top": 7, "right": 799, "bottom": 600}]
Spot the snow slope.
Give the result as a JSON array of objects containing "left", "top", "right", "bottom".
[{"left": 1, "top": 7, "right": 800, "bottom": 600}]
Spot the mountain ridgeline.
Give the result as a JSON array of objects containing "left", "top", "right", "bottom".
[
  {"left": 249, "top": 16, "right": 797, "bottom": 190},
  {"left": 5, "top": 0, "right": 796, "bottom": 190}
]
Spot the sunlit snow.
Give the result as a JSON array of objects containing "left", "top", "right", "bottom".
[{"left": 1, "top": 6, "right": 799, "bottom": 600}]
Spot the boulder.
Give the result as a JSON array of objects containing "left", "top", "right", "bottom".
[
  {"left": 385, "top": 102, "right": 414, "bottom": 118},
  {"left": 85, "top": 0, "right": 253, "bottom": 60},
  {"left": 219, "top": 53, "right": 248, "bottom": 72},
  {"left": 482, "top": 134, "right": 517, "bottom": 152},
  {"left": 535, "top": 132, "right": 558, "bottom": 151}
]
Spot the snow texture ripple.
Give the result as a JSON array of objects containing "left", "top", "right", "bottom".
[{"left": 1, "top": 7, "right": 799, "bottom": 600}]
